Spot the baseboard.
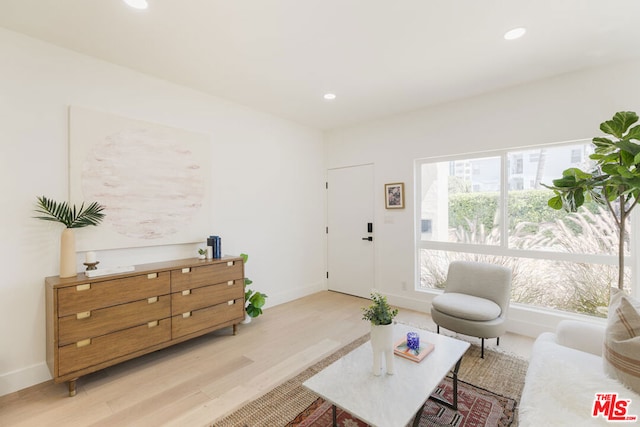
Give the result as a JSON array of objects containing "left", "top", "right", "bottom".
[
  {"left": 0, "top": 362, "right": 52, "bottom": 397},
  {"left": 265, "top": 280, "right": 327, "bottom": 309},
  {"left": 384, "top": 291, "right": 433, "bottom": 314}
]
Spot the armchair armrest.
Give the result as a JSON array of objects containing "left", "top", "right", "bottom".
[{"left": 555, "top": 319, "right": 605, "bottom": 356}]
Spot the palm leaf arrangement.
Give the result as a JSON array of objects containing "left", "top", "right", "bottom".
[{"left": 34, "top": 196, "right": 105, "bottom": 228}]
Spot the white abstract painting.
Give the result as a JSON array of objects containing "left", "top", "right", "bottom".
[{"left": 69, "top": 107, "right": 211, "bottom": 251}]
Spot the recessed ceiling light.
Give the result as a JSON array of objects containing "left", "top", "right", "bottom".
[
  {"left": 323, "top": 93, "right": 336, "bottom": 100},
  {"left": 504, "top": 27, "right": 526, "bottom": 40},
  {"left": 123, "top": 0, "right": 148, "bottom": 10}
]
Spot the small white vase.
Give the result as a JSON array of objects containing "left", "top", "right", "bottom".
[
  {"left": 370, "top": 323, "right": 394, "bottom": 376},
  {"left": 59, "top": 228, "right": 77, "bottom": 278}
]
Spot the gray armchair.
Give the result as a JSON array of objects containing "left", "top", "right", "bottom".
[{"left": 430, "top": 260, "right": 512, "bottom": 358}]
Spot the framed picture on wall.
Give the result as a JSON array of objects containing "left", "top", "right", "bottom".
[{"left": 385, "top": 182, "right": 404, "bottom": 209}]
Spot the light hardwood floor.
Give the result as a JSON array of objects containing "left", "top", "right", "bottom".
[{"left": 0, "top": 291, "right": 533, "bottom": 426}]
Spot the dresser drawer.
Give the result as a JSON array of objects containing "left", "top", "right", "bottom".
[
  {"left": 172, "top": 298, "right": 243, "bottom": 339},
  {"left": 58, "top": 318, "right": 171, "bottom": 377},
  {"left": 171, "top": 261, "right": 243, "bottom": 292},
  {"left": 171, "top": 279, "right": 244, "bottom": 315},
  {"left": 58, "top": 295, "right": 171, "bottom": 346},
  {"left": 57, "top": 272, "right": 170, "bottom": 317}
]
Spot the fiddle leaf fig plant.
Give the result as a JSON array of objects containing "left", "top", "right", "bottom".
[
  {"left": 34, "top": 195, "right": 105, "bottom": 228},
  {"left": 543, "top": 111, "right": 640, "bottom": 290},
  {"left": 240, "top": 253, "right": 267, "bottom": 318}
]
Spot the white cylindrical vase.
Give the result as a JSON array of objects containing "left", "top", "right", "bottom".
[
  {"left": 60, "top": 228, "right": 77, "bottom": 278},
  {"left": 370, "top": 323, "right": 395, "bottom": 376}
]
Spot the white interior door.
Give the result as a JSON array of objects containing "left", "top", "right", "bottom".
[{"left": 327, "top": 164, "right": 374, "bottom": 298}]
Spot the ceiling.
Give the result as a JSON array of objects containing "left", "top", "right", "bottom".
[{"left": 2, "top": 0, "right": 640, "bottom": 130}]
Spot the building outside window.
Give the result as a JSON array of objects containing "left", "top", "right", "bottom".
[{"left": 416, "top": 141, "right": 632, "bottom": 318}]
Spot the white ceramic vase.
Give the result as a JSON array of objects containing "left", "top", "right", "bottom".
[
  {"left": 241, "top": 313, "right": 252, "bottom": 324},
  {"left": 370, "top": 323, "right": 394, "bottom": 376},
  {"left": 59, "top": 228, "right": 77, "bottom": 278}
]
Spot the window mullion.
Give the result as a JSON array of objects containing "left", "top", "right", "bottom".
[{"left": 501, "top": 153, "right": 508, "bottom": 249}]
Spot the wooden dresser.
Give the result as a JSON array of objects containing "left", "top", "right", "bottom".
[{"left": 45, "top": 256, "right": 245, "bottom": 396}]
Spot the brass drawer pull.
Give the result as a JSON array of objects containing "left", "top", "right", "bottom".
[
  {"left": 227, "top": 280, "right": 234, "bottom": 286},
  {"left": 147, "top": 273, "right": 158, "bottom": 279},
  {"left": 182, "top": 290, "right": 191, "bottom": 296},
  {"left": 182, "top": 312, "right": 192, "bottom": 318},
  {"left": 181, "top": 267, "right": 191, "bottom": 273},
  {"left": 76, "top": 284, "right": 91, "bottom": 291},
  {"left": 76, "top": 339, "right": 91, "bottom": 348},
  {"left": 76, "top": 311, "right": 91, "bottom": 320},
  {"left": 227, "top": 261, "right": 234, "bottom": 267},
  {"left": 148, "top": 320, "right": 158, "bottom": 328},
  {"left": 147, "top": 296, "right": 158, "bottom": 304}
]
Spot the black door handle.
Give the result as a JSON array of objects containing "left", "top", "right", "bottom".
[{"left": 362, "top": 236, "right": 373, "bottom": 241}]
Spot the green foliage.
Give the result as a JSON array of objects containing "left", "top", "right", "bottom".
[
  {"left": 543, "top": 111, "right": 640, "bottom": 289},
  {"left": 240, "top": 253, "right": 268, "bottom": 318},
  {"left": 34, "top": 196, "right": 105, "bottom": 228},
  {"left": 361, "top": 292, "right": 398, "bottom": 325},
  {"left": 448, "top": 192, "right": 499, "bottom": 232},
  {"left": 448, "top": 190, "right": 592, "bottom": 235}
]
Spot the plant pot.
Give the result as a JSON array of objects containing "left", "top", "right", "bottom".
[
  {"left": 241, "top": 313, "right": 252, "bottom": 324},
  {"left": 370, "top": 323, "right": 394, "bottom": 376},
  {"left": 59, "top": 228, "right": 77, "bottom": 278}
]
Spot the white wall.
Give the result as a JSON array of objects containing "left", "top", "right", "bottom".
[
  {"left": 326, "top": 59, "right": 640, "bottom": 335},
  {"left": 0, "top": 28, "right": 326, "bottom": 396}
]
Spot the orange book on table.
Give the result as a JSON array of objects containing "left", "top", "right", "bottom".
[{"left": 393, "top": 338, "right": 435, "bottom": 362}]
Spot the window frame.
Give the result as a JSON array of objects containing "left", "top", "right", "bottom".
[{"left": 414, "top": 140, "right": 638, "bottom": 302}]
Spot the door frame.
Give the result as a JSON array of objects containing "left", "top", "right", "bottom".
[{"left": 326, "top": 163, "right": 376, "bottom": 298}]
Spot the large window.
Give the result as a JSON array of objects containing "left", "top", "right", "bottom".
[{"left": 416, "top": 141, "right": 632, "bottom": 317}]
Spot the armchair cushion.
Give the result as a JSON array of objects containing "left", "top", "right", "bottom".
[
  {"left": 432, "top": 293, "right": 501, "bottom": 321},
  {"left": 444, "top": 261, "right": 512, "bottom": 311},
  {"left": 556, "top": 319, "right": 605, "bottom": 356}
]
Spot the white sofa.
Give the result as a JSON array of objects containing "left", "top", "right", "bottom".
[{"left": 519, "top": 320, "right": 640, "bottom": 426}]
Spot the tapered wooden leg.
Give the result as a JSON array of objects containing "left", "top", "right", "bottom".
[
  {"left": 233, "top": 324, "right": 238, "bottom": 335},
  {"left": 68, "top": 379, "right": 77, "bottom": 397}
]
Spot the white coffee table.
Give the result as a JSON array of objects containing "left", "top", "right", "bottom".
[{"left": 303, "top": 324, "right": 470, "bottom": 427}]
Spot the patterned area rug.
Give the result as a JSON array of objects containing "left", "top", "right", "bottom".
[
  {"left": 286, "top": 377, "right": 516, "bottom": 426},
  {"left": 212, "top": 333, "right": 527, "bottom": 427}
]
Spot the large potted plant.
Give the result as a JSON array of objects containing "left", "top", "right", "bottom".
[
  {"left": 240, "top": 253, "right": 267, "bottom": 323},
  {"left": 544, "top": 111, "right": 640, "bottom": 290},
  {"left": 362, "top": 292, "right": 398, "bottom": 375},
  {"left": 34, "top": 196, "right": 105, "bottom": 278}
]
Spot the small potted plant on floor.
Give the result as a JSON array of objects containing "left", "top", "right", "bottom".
[
  {"left": 240, "top": 253, "right": 267, "bottom": 323},
  {"left": 362, "top": 292, "right": 398, "bottom": 375}
]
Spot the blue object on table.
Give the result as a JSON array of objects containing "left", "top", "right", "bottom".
[{"left": 407, "top": 332, "right": 420, "bottom": 351}]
